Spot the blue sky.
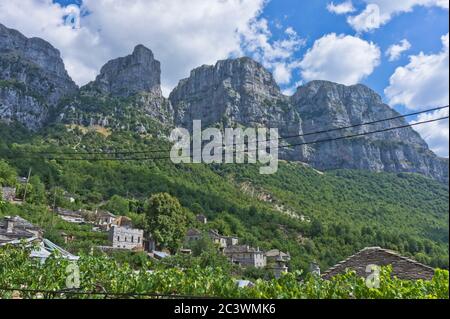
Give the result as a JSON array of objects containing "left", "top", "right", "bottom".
[
  {"left": 0, "top": 0, "right": 448, "bottom": 156},
  {"left": 50, "top": 0, "right": 449, "bottom": 97},
  {"left": 264, "top": 0, "right": 448, "bottom": 95}
]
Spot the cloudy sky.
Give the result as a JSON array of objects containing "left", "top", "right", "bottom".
[{"left": 0, "top": 0, "right": 448, "bottom": 156}]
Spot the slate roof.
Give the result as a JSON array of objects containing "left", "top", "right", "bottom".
[
  {"left": 266, "top": 249, "right": 290, "bottom": 258},
  {"left": 0, "top": 216, "right": 40, "bottom": 244},
  {"left": 56, "top": 208, "right": 83, "bottom": 218},
  {"left": 322, "top": 247, "right": 435, "bottom": 281},
  {"left": 224, "top": 245, "right": 263, "bottom": 254}
]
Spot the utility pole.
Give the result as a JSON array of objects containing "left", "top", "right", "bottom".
[
  {"left": 22, "top": 168, "right": 32, "bottom": 203},
  {"left": 52, "top": 187, "right": 57, "bottom": 230}
]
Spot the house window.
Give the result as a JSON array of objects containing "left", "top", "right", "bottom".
[
  {"left": 117, "top": 236, "right": 120, "bottom": 242},
  {"left": 138, "top": 237, "right": 140, "bottom": 243},
  {"left": 132, "top": 236, "right": 134, "bottom": 243}
]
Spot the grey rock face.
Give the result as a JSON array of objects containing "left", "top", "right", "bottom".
[
  {"left": 291, "top": 80, "right": 448, "bottom": 183},
  {"left": 0, "top": 23, "right": 77, "bottom": 129},
  {"left": 0, "top": 86, "right": 47, "bottom": 131},
  {"left": 169, "top": 60, "right": 447, "bottom": 183},
  {"left": 57, "top": 91, "right": 174, "bottom": 135},
  {"left": 170, "top": 57, "right": 306, "bottom": 158},
  {"left": 84, "top": 45, "right": 162, "bottom": 98},
  {"left": 76, "top": 45, "right": 173, "bottom": 130},
  {"left": 0, "top": 23, "right": 447, "bottom": 182}
]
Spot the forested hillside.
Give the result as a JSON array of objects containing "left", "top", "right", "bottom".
[{"left": 1, "top": 123, "right": 448, "bottom": 271}]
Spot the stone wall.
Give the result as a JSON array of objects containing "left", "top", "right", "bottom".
[{"left": 109, "top": 226, "right": 144, "bottom": 250}]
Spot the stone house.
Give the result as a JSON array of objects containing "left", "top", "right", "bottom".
[
  {"left": 266, "top": 249, "right": 291, "bottom": 264},
  {"left": 208, "top": 230, "right": 239, "bottom": 248},
  {"left": 185, "top": 228, "right": 239, "bottom": 249},
  {"left": 223, "top": 245, "right": 267, "bottom": 268},
  {"left": 225, "top": 236, "right": 239, "bottom": 247},
  {"left": 96, "top": 210, "right": 117, "bottom": 230},
  {"left": 61, "top": 232, "right": 76, "bottom": 244},
  {"left": 0, "top": 216, "right": 77, "bottom": 262},
  {"left": 109, "top": 225, "right": 144, "bottom": 250},
  {"left": 209, "top": 229, "right": 228, "bottom": 249},
  {"left": 322, "top": 247, "right": 435, "bottom": 281},
  {"left": 185, "top": 228, "right": 202, "bottom": 242},
  {"left": 56, "top": 208, "right": 85, "bottom": 224},
  {"left": 266, "top": 249, "right": 291, "bottom": 278}
]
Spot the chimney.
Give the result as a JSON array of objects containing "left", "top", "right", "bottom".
[{"left": 6, "top": 219, "right": 14, "bottom": 233}]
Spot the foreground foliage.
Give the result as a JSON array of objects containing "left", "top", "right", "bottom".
[{"left": 0, "top": 246, "right": 448, "bottom": 299}]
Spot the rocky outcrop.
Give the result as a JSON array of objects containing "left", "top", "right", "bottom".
[
  {"left": 291, "top": 81, "right": 448, "bottom": 183},
  {"left": 0, "top": 85, "right": 47, "bottom": 131},
  {"left": 75, "top": 45, "right": 174, "bottom": 131},
  {"left": 170, "top": 57, "right": 306, "bottom": 158},
  {"left": 0, "top": 23, "right": 77, "bottom": 129},
  {"left": 84, "top": 45, "right": 162, "bottom": 98},
  {"left": 170, "top": 59, "right": 448, "bottom": 183}
]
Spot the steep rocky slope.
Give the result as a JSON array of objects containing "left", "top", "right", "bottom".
[
  {"left": 169, "top": 57, "right": 306, "bottom": 158},
  {"left": 83, "top": 44, "right": 162, "bottom": 98},
  {"left": 292, "top": 81, "right": 448, "bottom": 182},
  {"left": 0, "top": 23, "right": 77, "bottom": 129},
  {"left": 58, "top": 45, "right": 174, "bottom": 133}
]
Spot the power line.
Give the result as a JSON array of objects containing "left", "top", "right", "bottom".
[
  {"left": 29, "top": 105, "right": 449, "bottom": 156},
  {"left": 6, "top": 116, "right": 448, "bottom": 162}
]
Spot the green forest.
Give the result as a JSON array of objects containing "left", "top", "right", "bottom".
[{"left": 1, "top": 121, "right": 448, "bottom": 273}]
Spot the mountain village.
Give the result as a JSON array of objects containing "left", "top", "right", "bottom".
[
  {"left": 1, "top": 179, "right": 437, "bottom": 282},
  {"left": 1, "top": 180, "right": 291, "bottom": 279}
]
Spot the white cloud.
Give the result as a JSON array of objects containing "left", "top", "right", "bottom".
[
  {"left": 410, "top": 108, "right": 449, "bottom": 157},
  {"left": 240, "top": 20, "right": 304, "bottom": 85},
  {"left": 385, "top": 34, "right": 449, "bottom": 157},
  {"left": 347, "top": 4, "right": 385, "bottom": 33},
  {"left": 348, "top": 0, "right": 449, "bottom": 32},
  {"left": 298, "top": 33, "right": 381, "bottom": 85},
  {"left": 385, "top": 33, "right": 449, "bottom": 110},
  {"left": 282, "top": 80, "right": 303, "bottom": 96},
  {"left": 0, "top": 0, "right": 303, "bottom": 94},
  {"left": 327, "top": 1, "right": 356, "bottom": 15},
  {"left": 273, "top": 63, "right": 292, "bottom": 85},
  {"left": 386, "top": 39, "right": 411, "bottom": 61}
]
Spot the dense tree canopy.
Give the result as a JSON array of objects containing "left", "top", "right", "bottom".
[{"left": 144, "top": 193, "right": 190, "bottom": 253}]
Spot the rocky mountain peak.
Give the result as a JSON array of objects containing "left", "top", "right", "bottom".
[
  {"left": 84, "top": 44, "right": 162, "bottom": 98},
  {"left": 181, "top": 57, "right": 281, "bottom": 97},
  {"left": 291, "top": 80, "right": 447, "bottom": 183},
  {"left": 0, "top": 23, "right": 77, "bottom": 130},
  {"left": 0, "top": 23, "right": 76, "bottom": 84},
  {"left": 169, "top": 56, "right": 291, "bottom": 129},
  {"left": 293, "top": 80, "right": 383, "bottom": 106}
]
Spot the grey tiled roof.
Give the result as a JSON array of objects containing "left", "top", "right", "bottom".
[
  {"left": 322, "top": 247, "right": 435, "bottom": 281},
  {"left": 224, "top": 245, "right": 263, "bottom": 253}
]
